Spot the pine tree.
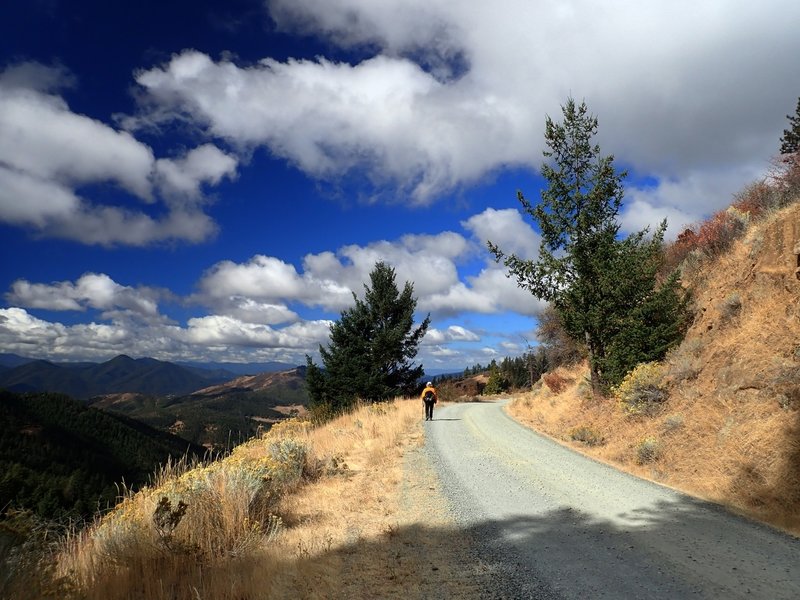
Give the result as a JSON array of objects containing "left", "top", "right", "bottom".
[
  {"left": 490, "top": 98, "right": 689, "bottom": 393},
  {"left": 483, "top": 365, "right": 509, "bottom": 395},
  {"left": 591, "top": 226, "right": 691, "bottom": 385},
  {"left": 780, "top": 97, "right": 800, "bottom": 156},
  {"left": 306, "top": 262, "right": 430, "bottom": 413}
]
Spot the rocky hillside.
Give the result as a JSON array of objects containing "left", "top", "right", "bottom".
[
  {"left": 676, "top": 202, "right": 800, "bottom": 411},
  {"left": 508, "top": 201, "right": 800, "bottom": 534}
]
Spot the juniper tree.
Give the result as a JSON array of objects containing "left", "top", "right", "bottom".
[
  {"left": 306, "top": 262, "right": 430, "bottom": 413},
  {"left": 490, "top": 98, "right": 689, "bottom": 394}
]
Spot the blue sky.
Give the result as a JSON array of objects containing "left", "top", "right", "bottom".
[{"left": 1, "top": 0, "right": 798, "bottom": 372}]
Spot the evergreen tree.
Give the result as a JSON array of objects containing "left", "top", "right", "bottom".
[
  {"left": 490, "top": 98, "right": 689, "bottom": 393},
  {"left": 306, "top": 262, "right": 430, "bottom": 413},
  {"left": 482, "top": 367, "right": 509, "bottom": 395},
  {"left": 780, "top": 97, "right": 800, "bottom": 156},
  {"left": 589, "top": 226, "right": 691, "bottom": 384}
]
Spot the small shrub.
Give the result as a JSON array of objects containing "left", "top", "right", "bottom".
[
  {"left": 747, "top": 231, "right": 765, "bottom": 259},
  {"left": 575, "top": 378, "right": 593, "bottom": 400},
  {"left": 268, "top": 417, "right": 311, "bottom": 439},
  {"left": 695, "top": 209, "right": 747, "bottom": 258},
  {"left": 678, "top": 248, "right": 705, "bottom": 280},
  {"left": 732, "top": 180, "right": 775, "bottom": 219},
  {"left": 667, "top": 353, "right": 700, "bottom": 382},
  {"left": 725, "top": 205, "right": 751, "bottom": 230},
  {"left": 569, "top": 425, "right": 604, "bottom": 446},
  {"left": 433, "top": 380, "right": 457, "bottom": 402},
  {"left": 325, "top": 453, "right": 349, "bottom": 476},
  {"left": 662, "top": 414, "right": 684, "bottom": 433},
  {"left": 152, "top": 496, "right": 188, "bottom": 551},
  {"left": 268, "top": 438, "right": 309, "bottom": 482},
  {"left": 636, "top": 437, "right": 661, "bottom": 464},
  {"left": 663, "top": 228, "right": 700, "bottom": 274},
  {"left": 542, "top": 372, "right": 567, "bottom": 394},
  {"left": 308, "top": 402, "right": 337, "bottom": 424},
  {"left": 769, "top": 153, "right": 800, "bottom": 203},
  {"left": 614, "top": 362, "right": 668, "bottom": 416},
  {"left": 719, "top": 293, "right": 742, "bottom": 321}
]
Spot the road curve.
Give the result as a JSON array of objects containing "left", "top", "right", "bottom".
[{"left": 425, "top": 400, "right": 800, "bottom": 599}]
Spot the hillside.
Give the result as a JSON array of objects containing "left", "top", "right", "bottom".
[
  {"left": 0, "top": 355, "right": 233, "bottom": 399},
  {"left": 16, "top": 400, "right": 458, "bottom": 600},
  {"left": 91, "top": 367, "right": 310, "bottom": 448},
  {"left": 0, "top": 390, "right": 204, "bottom": 520},
  {"left": 508, "top": 201, "right": 800, "bottom": 533}
]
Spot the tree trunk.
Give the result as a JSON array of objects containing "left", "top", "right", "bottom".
[{"left": 585, "top": 330, "right": 603, "bottom": 398}]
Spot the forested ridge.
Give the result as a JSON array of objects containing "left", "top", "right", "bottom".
[{"left": 0, "top": 390, "right": 203, "bottom": 520}]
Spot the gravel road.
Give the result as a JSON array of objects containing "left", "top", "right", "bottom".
[{"left": 424, "top": 400, "right": 800, "bottom": 599}]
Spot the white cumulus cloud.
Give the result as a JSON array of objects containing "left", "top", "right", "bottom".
[
  {"left": 7, "top": 273, "right": 161, "bottom": 320},
  {"left": 424, "top": 325, "right": 480, "bottom": 345},
  {"left": 122, "top": 0, "right": 800, "bottom": 221},
  {"left": 0, "top": 63, "right": 237, "bottom": 246}
]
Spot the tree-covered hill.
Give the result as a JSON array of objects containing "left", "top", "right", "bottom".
[
  {"left": 0, "top": 390, "right": 204, "bottom": 520},
  {"left": 91, "top": 367, "right": 310, "bottom": 449}
]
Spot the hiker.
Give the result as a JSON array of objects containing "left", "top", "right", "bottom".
[{"left": 421, "top": 381, "right": 438, "bottom": 421}]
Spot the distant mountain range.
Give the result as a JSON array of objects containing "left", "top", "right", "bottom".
[
  {"left": 0, "top": 354, "right": 295, "bottom": 399},
  {"left": 177, "top": 360, "right": 296, "bottom": 376}
]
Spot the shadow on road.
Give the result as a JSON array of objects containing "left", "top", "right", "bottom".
[
  {"left": 49, "top": 494, "right": 800, "bottom": 599},
  {"left": 276, "top": 495, "right": 800, "bottom": 599}
]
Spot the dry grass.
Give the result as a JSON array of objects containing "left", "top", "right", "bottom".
[
  {"left": 508, "top": 363, "right": 800, "bottom": 535},
  {"left": 508, "top": 202, "right": 800, "bottom": 536},
  {"left": 9, "top": 398, "right": 480, "bottom": 599}
]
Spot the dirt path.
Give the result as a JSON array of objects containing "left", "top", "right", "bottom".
[
  {"left": 394, "top": 434, "right": 497, "bottom": 598},
  {"left": 423, "top": 400, "right": 800, "bottom": 599}
]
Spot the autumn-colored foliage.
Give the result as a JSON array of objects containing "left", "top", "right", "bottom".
[
  {"left": 695, "top": 208, "right": 749, "bottom": 257},
  {"left": 543, "top": 372, "right": 567, "bottom": 394},
  {"left": 731, "top": 180, "right": 774, "bottom": 219},
  {"left": 662, "top": 152, "right": 800, "bottom": 277}
]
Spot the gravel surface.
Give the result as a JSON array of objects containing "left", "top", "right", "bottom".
[{"left": 424, "top": 400, "right": 800, "bottom": 599}]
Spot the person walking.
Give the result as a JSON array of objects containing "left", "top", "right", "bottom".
[{"left": 421, "top": 381, "right": 438, "bottom": 421}]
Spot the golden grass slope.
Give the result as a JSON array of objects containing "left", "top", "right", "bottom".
[
  {"left": 508, "top": 202, "right": 800, "bottom": 535},
  {"left": 10, "top": 400, "right": 485, "bottom": 599}
]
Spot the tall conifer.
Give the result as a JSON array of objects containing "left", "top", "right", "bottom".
[
  {"left": 306, "top": 262, "right": 429, "bottom": 413},
  {"left": 490, "top": 98, "right": 689, "bottom": 393}
]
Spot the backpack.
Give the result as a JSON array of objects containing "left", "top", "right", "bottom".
[{"left": 423, "top": 390, "right": 435, "bottom": 403}]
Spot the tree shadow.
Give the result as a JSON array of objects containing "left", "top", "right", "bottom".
[
  {"left": 272, "top": 495, "right": 800, "bottom": 599},
  {"left": 726, "top": 399, "right": 800, "bottom": 533},
  {"left": 51, "top": 494, "right": 800, "bottom": 599}
]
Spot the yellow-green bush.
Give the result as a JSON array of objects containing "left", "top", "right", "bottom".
[
  {"left": 613, "top": 362, "right": 668, "bottom": 416},
  {"left": 89, "top": 421, "right": 312, "bottom": 564}
]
